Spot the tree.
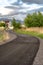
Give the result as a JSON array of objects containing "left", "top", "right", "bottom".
[
  {"left": 24, "top": 14, "right": 33, "bottom": 27},
  {"left": 24, "top": 12, "right": 43, "bottom": 27},
  {"left": 12, "top": 19, "right": 16, "bottom": 28},
  {"left": 12, "top": 19, "right": 21, "bottom": 29},
  {"left": 38, "top": 12, "right": 43, "bottom": 27}
]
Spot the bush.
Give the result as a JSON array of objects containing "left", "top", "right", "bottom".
[
  {"left": 0, "top": 22, "right": 6, "bottom": 27},
  {"left": 12, "top": 19, "right": 21, "bottom": 29},
  {"left": 24, "top": 12, "right": 43, "bottom": 27},
  {"left": 15, "top": 22, "right": 21, "bottom": 29}
]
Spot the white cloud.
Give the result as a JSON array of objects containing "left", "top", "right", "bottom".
[
  {"left": 0, "top": 0, "right": 43, "bottom": 17},
  {"left": 7, "top": 0, "right": 17, "bottom": 3},
  {"left": 0, "top": 7, "right": 13, "bottom": 15},
  {"left": 19, "top": 3, "right": 43, "bottom": 13},
  {"left": 0, "top": 0, "right": 9, "bottom": 7},
  {"left": 0, "top": 0, "right": 17, "bottom": 7},
  {"left": 14, "top": 14, "right": 26, "bottom": 21}
]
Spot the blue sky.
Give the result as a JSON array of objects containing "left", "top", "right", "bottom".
[{"left": 0, "top": 0, "right": 43, "bottom": 20}]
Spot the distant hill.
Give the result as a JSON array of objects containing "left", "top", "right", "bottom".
[
  {"left": 0, "top": 18, "right": 12, "bottom": 21},
  {"left": 0, "top": 17, "right": 23, "bottom": 24}
]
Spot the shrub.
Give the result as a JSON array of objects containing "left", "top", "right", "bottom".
[
  {"left": 12, "top": 19, "right": 21, "bottom": 29},
  {"left": 0, "top": 22, "right": 6, "bottom": 27},
  {"left": 15, "top": 22, "right": 21, "bottom": 29}
]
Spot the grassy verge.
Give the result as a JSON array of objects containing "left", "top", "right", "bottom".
[
  {"left": 0, "top": 33, "right": 4, "bottom": 41},
  {"left": 15, "top": 29, "right": 43, "bottom": 39},
  {"left": 0, "top": 31, "right": 10, "bottom": 42}
]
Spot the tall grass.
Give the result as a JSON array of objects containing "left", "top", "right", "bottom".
[{"left": 15, "top": 29, "right": 43, "bottom": 39}]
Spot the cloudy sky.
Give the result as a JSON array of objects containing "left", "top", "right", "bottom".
[{"left": 0, "top": 0, "right": 43, "bottom": 20}]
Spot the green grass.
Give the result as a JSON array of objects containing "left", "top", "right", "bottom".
[{"left": 15, "top": 29, "right": 43, "bottom": 39}]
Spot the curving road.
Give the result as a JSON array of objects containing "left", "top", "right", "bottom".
[
  {"left": 0, "top": 33, "right": 40, "bottom": 65},
  {"left": 33, "top": 38, "right": 43, "bottom": 65}
]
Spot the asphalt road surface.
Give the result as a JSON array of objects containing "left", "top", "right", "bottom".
[{"left": 0, "top": 34, "right": 40, "bottom": 65}]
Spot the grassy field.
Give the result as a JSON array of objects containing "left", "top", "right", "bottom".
[{"left": 15, "top": 29, "right": 43, "bottom": 39}]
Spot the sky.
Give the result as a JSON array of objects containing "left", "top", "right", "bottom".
[{"left": 0, "top": 0, "right": 43, "bottom": 20}]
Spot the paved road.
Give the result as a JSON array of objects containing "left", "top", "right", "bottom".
[
  {"left": 0, "top": 34, "right": 40, "bottom": 65},
  {"left": 33, "top": 39, "right": 43, "bottom": 65}
]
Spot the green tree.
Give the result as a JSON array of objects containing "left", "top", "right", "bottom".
[
  {"left": 32, "top": 12, "right": 39, "bottom": 27},
  {"left": 24, "top": 12, "right": 43, "bottom": 27},
  {"left": 24, "top": 14, "right": 33, "bottom": 27},
  {"left": 38, "top": 12, "right": 43, "bottom": 27},
  {"left": 12, "top": 19, "right": 16, "bottom": 28},
  {"left": 12, "top": 19, "right": 21, "bottom": 29}
]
